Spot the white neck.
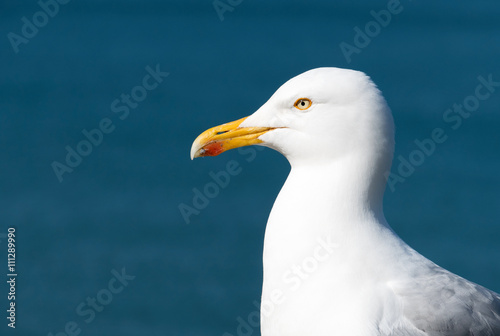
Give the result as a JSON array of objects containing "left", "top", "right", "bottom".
[
  {"left": 260, "top": 153, "right": 409, "bottom": 335},
  {"left": 267, "top": 152, "right": 391, "bottom": 238}
]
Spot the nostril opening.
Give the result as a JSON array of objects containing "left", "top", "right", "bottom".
[{"left": 216, "top": 131, "right": 228, "bottom": 135}]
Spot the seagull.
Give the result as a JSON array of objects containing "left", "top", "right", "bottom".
[{"left": 190, "top": 68, "right": 500, "bottom": 336}]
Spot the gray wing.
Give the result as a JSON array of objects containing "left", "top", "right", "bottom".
[{"left": 390, "top": 265, "right": 500, "bottom": 336}]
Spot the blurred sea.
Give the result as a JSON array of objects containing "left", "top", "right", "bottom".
[{"left": 0, "top": 0, "right": 499, "bottom": 335}]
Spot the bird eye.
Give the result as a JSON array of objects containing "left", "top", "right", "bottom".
[{"left": 294, "top": 98, "right": 312, "bottom": 110}]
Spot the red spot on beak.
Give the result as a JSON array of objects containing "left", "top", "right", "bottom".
[{"left": 203, "top": 142, "right": 224, "bottom": 156}]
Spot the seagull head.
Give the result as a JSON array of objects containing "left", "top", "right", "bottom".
[{"left": 191, "top": 67, "right": 394, "bottom": 170}]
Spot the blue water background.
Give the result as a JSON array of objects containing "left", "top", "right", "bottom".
[{"left": 0, "top": 0, "right": 500, "bottom": 335}]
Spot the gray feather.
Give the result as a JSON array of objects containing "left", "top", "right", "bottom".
[{"left": 390, "top": 264, "right": 500, "bottom": 336}]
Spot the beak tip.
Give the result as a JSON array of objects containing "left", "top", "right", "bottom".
[
  {"left": 190, "top": 148, "right": 198, "bottom": 160},
  {"left": 190, "top": 138, "right": 201, "bottom": 160}
]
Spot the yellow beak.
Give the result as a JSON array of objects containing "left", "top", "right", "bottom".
[{"left": 191, "top": 117, "right": 275, "bottom": 159}]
